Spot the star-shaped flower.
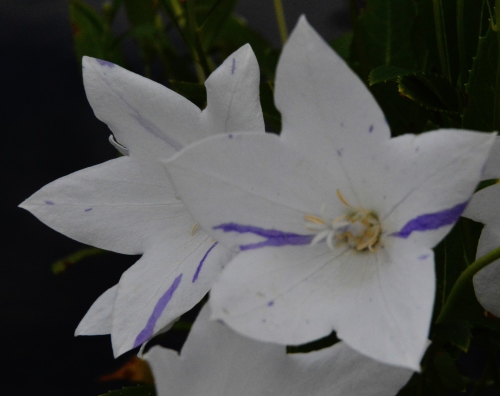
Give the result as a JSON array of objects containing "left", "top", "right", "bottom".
[
  {"left": 462, "top": 138, "right": 500, "bottom": 317},
  {"left": 164, "top": 17, "right": 495, "bottom": 369},
  {"left": 145, "top": 303, "right": 413, "bottom": 396},
  {"left": 19, "top": 45, "right": 264, "bottom": 356}
]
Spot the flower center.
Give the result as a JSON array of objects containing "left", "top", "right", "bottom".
[{"left": 304, "top": 190, "right": 381, "bottom": 252}]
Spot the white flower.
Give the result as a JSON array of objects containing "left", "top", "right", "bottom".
[
  {"left": 145, "top": 303, "right": 413, "bottom": 396},
  {"left": 462, "top": 138, "right": 500, "bottom": 317},
  {"left": 164, "top": 16, "right": 495, "bottom": 370},
  {"left": 19, "top": 45, "right": 264, "bottom": 356}
]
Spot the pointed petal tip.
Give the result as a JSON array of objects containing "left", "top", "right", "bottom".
[
  {"left": 293, "top": 14, "right": 313, "bottom": 35},
  {"left": 112, "top": 338, "right": 131, "bottom": 358}
]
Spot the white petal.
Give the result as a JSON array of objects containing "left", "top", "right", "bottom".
[
  {"left": 75, "top": 285, "right": 116, "bottom": 336},
  {"left": 463, "top": 183, "right": 500, "bottom": 227},
  {"left": 482, "top": 136, "right": 500, "bottom": 179},
  {"left": 202, "top": 44, "right": 264, "bottom": 134},
  {"left": 83, "top": 57, "right": 201, "bottom": 167},
  {"left": 145, "top": 304, "right": 413, "bottom": 396},
  {"left": 165, "top": 132, "right": 350, "bottom": 250},
  {"left": 463, "top": 184, "right": 500, "bottom": 316},
  {"left": 275, "top": 16, "right": 390, "bottom": 163},
  {"left": 473, "top": 226, "right": 500, "bottom": 317},
  {"left": 368, "top": 129, "right": 495, "bottom": 248},
  {"left": 111, "top": 233, "right": 232, "bottom": 356},
  {"left": 210, "top": 238, "right": 434, "bottom": 370},
  {"left": 19, "top": 157, "right": 180, "bottom": 254}
]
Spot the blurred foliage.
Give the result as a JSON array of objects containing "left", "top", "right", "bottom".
[{"left": 67, "top": 0, "right": 500, "bottom": 394}]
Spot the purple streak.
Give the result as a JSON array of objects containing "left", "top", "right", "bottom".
[
  {"left": 231, "top": 58, "right": 236, "bottom": 75},
  {"left": 192, "top": 242, "right": 218, "bottom": 283},
  {"left": 97, "top": 59, "right": 115, "bottom": 68},
  {"left": 133, "top": 274, "right": 183, "bottom": 348},
  {"left": 45, "top": 200, "right": 55, "bottom": 205},
  {"left": 390, "top": 201, "right": 468, "bottom": 239},
  {"left": 84, "top": 208, "right": 92, "bottom": 212},
  {"left": 369, "top": 124, "right": 374, "bottom": 133},
  {"left": 131, "top": 113, "right": 183, "bottom": 151},
  {"left": 95, "top": 68, "right": 182, "bottom": 152},
  {"left": 213, "top": 223, "right": 313, "bottom": 251}
]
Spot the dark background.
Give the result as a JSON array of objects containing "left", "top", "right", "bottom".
[{"left": 2, "top": 1, "right": 349, "bottom": 394}]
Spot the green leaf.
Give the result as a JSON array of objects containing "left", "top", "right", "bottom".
[
  {"left": 370, "top": 82, "right": 432, "bottom": 135},
  {"left": 397, "top": 73, "right": 459, "bottom": 114},
  {"left": 102, "top": 0, "right": 124, "bottom": 26},
  {"left": 51, "top": 247, "right": 107, "bottom": 275},
  {"left": 433, "top": 350, "right": 466, "bottom": 391},
  {"left": 353, "top": 0, "right": 418, "bottom": 76},
  {"left": 413, "top": 0, "right": 460, "bottom": 84},
  {"left": 123, "top": 0, "right": 155, "bottom": 27},
  {"left": 434, "top": 321, "right": 472, "bottom": 352},
  {"left": 463, "top": 27, "right": 498, "bottom": 131},
  {"left": 215, "top": 16, "right": 279, "bottom": 79},
  {"left": 99, "top": 385, "right": 156, "bottom": 396},
  {"left": 69, "top": 0, "right": 124, "bottom": 66},
  {"left": 330, "top": 32, "right": 353, "bottom": 62},
  {"left": 369, "top": 65, "right": 459, "bottom": 115},
  {"left": 260, "top": 82, "right": 281, "bottom": 132},
  {"left": 197, "top": 0, "right": 238, "bottom": 50},
  {"left": 369, "top": 66, "right": 419, "bottom": 85},
  {"left": 169, "top": 80, "right": 207, "bottom": 105}
]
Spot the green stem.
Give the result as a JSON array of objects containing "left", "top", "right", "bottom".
[
  {"left": 185, "top": 0, "right": 210, "bottom": 82},
  {"left": 432, "top": 0, "right": 451, "bottom": 82},
  {"left": 437, "top": 245, "right": 500, "bottom": 324},
  {"left": 457, "top": 0, "right": 466, "bottom": 89},
  {"left": 273, "top": 0, "right": 288, "bottom": 46},
  {"left": 494, "top": 0, "right": 500, "bottom": 130}
]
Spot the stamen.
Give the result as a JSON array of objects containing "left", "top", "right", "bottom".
[
  {"left": 336, "top": 189, "right": 352, "bottom": 208},
  {"left": 304, "top": 190, "right": 382, "bottom": 252},
  {"left": 191, "top": 223, "right": 199, "bottom": 236},
  {"left": 304, "top": 215, "right": 326, "bottom": 225}
]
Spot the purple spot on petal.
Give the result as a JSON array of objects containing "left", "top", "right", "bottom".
[
  {"left": 192, "top": 242, "right": 218, "bottom": 283},
  {"left": 418, "top": 254, "right": 429, "bottom": 260},
  {"left": 228, "top": 134, "right": 233, "bottom": 139},
  {"left": 369, "top": 125, "right": 374, "bottom": 133},
  {"left": 213, "top": 223, "right": 313, "bottom": 250},
  {"left": 267, "top": 300, "right": 274, "bottom": 307},
  {"left": 84, "top": 208, "right": 92, "bottom": 212},
  {"left": 45, "top": 200, "right": 55, "bottom": 205},
  {"left": 133, "top": 274, "right": 182, "bottom": 348},
  {"left": 231, "top": 58, "right": 236, "bottom": 75},
  {"left": 97, "top": 59, "right": 115, "bottom": 68},
  {"left": 337, "top": 149, "right": 343, "bottom": 157},
  {"left": 390, "top": 201, "right": 468, "bottom": 239}
]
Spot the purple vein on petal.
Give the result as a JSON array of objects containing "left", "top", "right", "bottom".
[
  {"left": 213, "top": 223, "right": 313, "bottom": 250},
  {"left": 94, "top": 65, "right": 183, "bottom": 151},
  {"left": 131, "top": 112, "right": 183, "bottom": 151},
  {"left": 390, "top": 201, "right": 468, "bottom": 239},
  {"left": 133, "top": 273, "right": 182, "bottom": 348},
  {"left": 192, "top": 241, "right": 218, "bottom": 283}
]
